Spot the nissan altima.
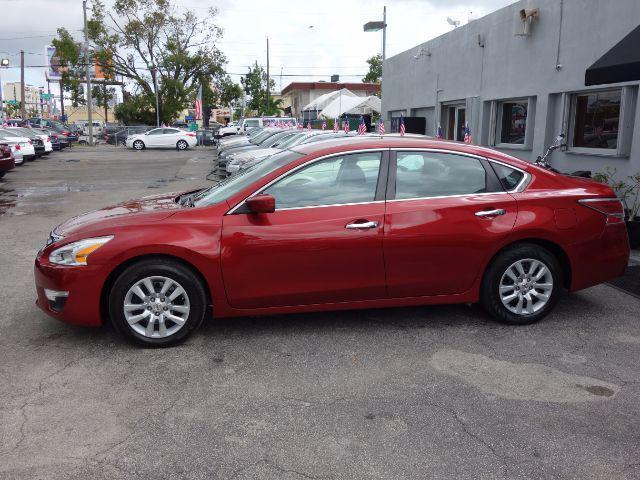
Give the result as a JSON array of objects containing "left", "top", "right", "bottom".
[{"left": 35, "top": 136, "right": 630, "bottom": 346}]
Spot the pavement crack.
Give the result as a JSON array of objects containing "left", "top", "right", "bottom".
[{"left": 230, "top": 458, "right": 333, "bottom": 480}]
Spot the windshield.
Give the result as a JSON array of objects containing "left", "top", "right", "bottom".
[
  {"left": 193, "top": 150, "right": 304, "bottom": 207},
  {"left": 277, "top": 132, "right": 309, "bottom": 149},
  {"left": 250, "top": 130, "right": 280, "bottom": 144},
  {"left": 262, "top": 131, "right": 296, "bottom": 147},
  {"left": 0, "top": 129, "right": 20, "bottom": 138}
]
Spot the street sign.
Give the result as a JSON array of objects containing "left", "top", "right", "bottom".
[
  {"left": 6, "top": 100, "right": 18, "bottom": 105},
  {"left": 41, "top": 93, "right": 52, "bottom": 100}
]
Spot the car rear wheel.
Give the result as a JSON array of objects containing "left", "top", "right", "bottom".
[
  {"left": 133, "top": 140, "right": 145, "bottom": 150},
  {"left": 109, "top": 259, "right": 207, "bottom": 347},
  {"left": 481, "top": 244, "right": 561, "bottom": 325},
  {"left": 176, "top": 139, "right": 189, "bottom": 150}
]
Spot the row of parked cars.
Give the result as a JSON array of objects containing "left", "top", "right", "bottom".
[
  {"left": 0, "top": 118, "right": 78, "bottom": 179},
  {"left": 216, "top": 126, "right": 373, "bottom": 176}
]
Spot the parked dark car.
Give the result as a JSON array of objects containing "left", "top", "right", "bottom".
[
  {"left": 104, "top": 125, "right": 150, "bottom": 145},
  {"left": 29, "top": 118, "right": 79, "bottom": 143},
  {"left": 0, "top": 143, "right": 15, "bottom": 178}
]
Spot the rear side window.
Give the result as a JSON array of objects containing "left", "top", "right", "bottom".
[
  {"left": 395, "top": 152, "right": 488, "bottom": 199},
  {"left": 491, "top": 163, "right": 525, "bottom": 190}
]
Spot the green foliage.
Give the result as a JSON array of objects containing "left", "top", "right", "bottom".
[
  {"left": 593, "top": 167, "right": 640, "bottom": 220},
  {"left": 217, "top": 76, "right": 244, "bottom": 108},
  {"left": 51, "top": 28, "right": 86, "bottom": 106},
  {"left": 53, "top": 0, "right": 227, "bottom": 124},
  {"left": 240, "top": 62, "right": 276, "bottom": 115},
  {"left": 114, "top": 93, "right": 156, "bottom": 125},
  {"left": 362, "top": 54, "right": 382, "bottom": 84}
]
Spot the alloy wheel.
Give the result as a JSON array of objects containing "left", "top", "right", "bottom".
[
  {"left": 499, "top": 258, "right": 554, "bottom": 315},
  {"left": 133, "top": 140, "right": 144, "bottom": 150},
  {"left": 177, "top": 140, "right": 188, "bottom": 150},
  {"left": 123, "top": 276, "right": 190, "bottom": 338}
]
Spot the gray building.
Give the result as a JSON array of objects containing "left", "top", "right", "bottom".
[{"left": 382, "top": 0, "right": 640, "bottom": 178}]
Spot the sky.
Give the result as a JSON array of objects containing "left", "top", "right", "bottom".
[{"left": 0, "top": 0, "right": 514, "bottom": 97}]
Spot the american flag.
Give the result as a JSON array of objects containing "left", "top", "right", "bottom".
[
  {"left": 464, "top": 122, "right": 472, "bottom": 144},
  {"left": 194, "top": 84, "right": 203, "bottom": 120},
  {"left": 399, "top": 114, "right": 405, "bottom": 136},
  {"left": 436, "top": 123, "right": 443, "bottom": 139},
  {"left": 333, "top": 118, "right": 339, "bottom": 132},
  {"left": 287, "top": 121, "right": 292, "bottom": 128},
  {"left": 357, "top": 116, "right": 366, "bottom": 135},
  {"left": 343, "top": 118, "right": 349, "bottom": 134},
  {"left": 306, "top": 122, "right": 312, "bottom": 130},
  {"left": 321, "top": 119, "right": 326, "bottom": 130},
  {"left": 378, "top": 120, "right": 385, "bottom": 136}
]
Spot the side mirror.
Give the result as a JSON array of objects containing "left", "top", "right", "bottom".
[{"left": 245, "top": 193, "right": 275, "bottom": 214}]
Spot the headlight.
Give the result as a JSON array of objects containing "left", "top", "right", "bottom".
[{"left": 49, "top": 236, "right": 113, "bottom": 266}]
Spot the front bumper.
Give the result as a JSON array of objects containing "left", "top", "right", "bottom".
[{"left": 34, "top": 252, "right": 106, "bottom": 327}]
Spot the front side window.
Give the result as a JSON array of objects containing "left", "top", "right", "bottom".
[
  {"left": 499, "top": 101, "right": 528, "bottom": 144},
  {"left": 163, "top": 128, "right": 181, "bottom": 134},
  {"left": 395, "top": 152, "right": 488, "bottom": 199},
  {"left": 146, "top": 128, "right": 164, "bottom": 135},
  {"left": 264, "top": 152, "right": 382, "bottom": 209},
  {"left": 573, "top": 90, "right": 621, "bottom": 149}
]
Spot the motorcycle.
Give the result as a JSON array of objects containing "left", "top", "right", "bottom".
[{"left": 535, "top": 133, "right": 592, "bottom": 178}]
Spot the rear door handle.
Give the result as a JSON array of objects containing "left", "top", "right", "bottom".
[
  {"left": 346, "top": 220, "right": 379, "bottom": 229},
  {"left": 475, "top": 208, "right": 506, "bottom": 217}
]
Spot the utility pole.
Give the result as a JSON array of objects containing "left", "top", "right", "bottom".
[
  {"left": 103, "top": 83, "right": 108, "bottom": 123},
  {"left": 266, "top": 36, "right": 270, "bottom": 115},
  {"left": 20, "top": 50, "right": 26, "bottom": 119},
  {"left": 83, "top": 0, "right": 94, "bottom": 145},
  {"left": 59, "top": 81, "right": 65, "bottom": 119},
  {"left": 382, "top": 6, "right": 387, "bottom": 61}
]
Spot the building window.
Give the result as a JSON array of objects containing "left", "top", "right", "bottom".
[
  {"left": 572, "top": 90, "right": 621, "bottom": 150},
  {"left": 499, "top": 101, "right": 528, "bottom": 144}
]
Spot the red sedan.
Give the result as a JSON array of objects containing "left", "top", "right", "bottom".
[{"left": 34, "top": 137, "right": 629, "bottom": 346}]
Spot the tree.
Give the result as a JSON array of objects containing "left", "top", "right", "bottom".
[
  {"left": 362, "top": 54, "right": 382, "bottom": 84},
  {"left": 51, "top": 28, "right": 87, "bottom": 107},
  {"left": 217, "top": 76, "right": 243, "bottom": 109},
  {"left": 53, "top": 0, "right": 227, "bottom": 124},
  {"left": 241, "top": 62, "right": 275, "bottom": 115}
]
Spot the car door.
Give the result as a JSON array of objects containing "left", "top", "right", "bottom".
[
  {"left": 162, "top": 128, "right": 182, "bottom": 146},
  {"left": 144, "top": 128, "right": 165, "bottom": 147},
  {"left": 221, "top": 150, "right": 389, "bottom": 309},
  {"left": 383, "top": 150, "right": 519, "bottom": 297}
]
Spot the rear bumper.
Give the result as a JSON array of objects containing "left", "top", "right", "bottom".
[
  {"left": 0, "top": 157, "right": 15, "bottom": 173},
  {"left": 568, "top": 223, "right": 630, "bottom": 291},
  {"left": 34, "top": 253, "right": 105, "bottom": 327}
]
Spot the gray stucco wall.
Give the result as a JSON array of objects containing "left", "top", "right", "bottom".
[{"left": 382, "top": 0, "right": 640, "bottom": 178}]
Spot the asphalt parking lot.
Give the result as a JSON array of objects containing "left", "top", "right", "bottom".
[{"left": 0, "top": 146, "right": 639, "bottom": 479}]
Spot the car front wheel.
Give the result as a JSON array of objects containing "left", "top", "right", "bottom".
[
  {"left": 176, "top": 139, "right": 189, "bottom": 150},
  {"left": 133, "top": 140, "right": 145, "bottom": 150},
  {"left": 109, "top": 259, "right": 207, "bottom": 347},
  {"left": 481, "top": 244, "right": 561, "bottom": 325}
]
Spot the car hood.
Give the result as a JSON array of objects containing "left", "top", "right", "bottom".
[
  {"left": 235, "top": 148, "right": 280, "bottom": 161},
  {"left": 54, "top": 191, "right": 186, "bottom": 237}
]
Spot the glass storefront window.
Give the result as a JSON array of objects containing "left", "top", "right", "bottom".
[
  {"left": 499, "top": 101, "right": 528, "bottom": 144},
  {"left": 573, "top": 90, "right": 621, "bottom": 149}
]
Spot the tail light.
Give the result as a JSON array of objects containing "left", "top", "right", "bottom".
[
  {"left": 15, "top": 144, "right": 21, "bottom": 151},
  {"left": 186, "top": 132, "right": 196, "bottom": 137},
  {"left": 28, "top": 140, "right": 32, "bottom": 145},
  {"left": 62, "top": 132, "right": 69, "bottom": 136},
  {"left": 578, "top": 198, "right": 625, "bottom": 224},
  {"left": 46, "top": 136, "right": 51, "bottom": 142}
]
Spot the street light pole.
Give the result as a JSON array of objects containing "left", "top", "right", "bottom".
[
  {"left": 266, "top": 36, "right": 270, "bottom": 116},
  {"left": 83, "top": 0, "right": 94, "bottom": 146}
]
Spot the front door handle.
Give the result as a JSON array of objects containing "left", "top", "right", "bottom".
[
  {"left": 475, "top": 208, "right": 506, "bottom": 217},
  {"left": 346, "top": 220, "right": 379, "bottom": 229}
]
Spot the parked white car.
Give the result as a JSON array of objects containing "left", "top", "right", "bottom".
[
  {"left": 8, "top": 127, "right": 53, "bottom": 153},
  {"left": 3, "top": 140, "right": 24, "bottom": 165},
  {"left": 0, "top": 130, "right": 36, "bottom": 160},
  {"left": 125, "top": 128, "right": 198, "bottom": 150}
]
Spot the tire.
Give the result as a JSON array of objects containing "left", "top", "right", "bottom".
[
  {"left": 133, "top": 140, "right": 145, "bottom": 150},
  {"left": 480, "top": 243, "right": 562, "bottom": 325},
  {"left": 176, "top": 140, "right": 189, "bottom": 150},
  {"left": 108, "top": 259, "right": 207, "bottom": 347},
  {"left": 0, "top": 172, "right": 5, "bottom": 178}
]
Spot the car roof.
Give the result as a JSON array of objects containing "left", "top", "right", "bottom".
[{"left": 289, "top": 135, "right": 532, "bottom": 170}]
